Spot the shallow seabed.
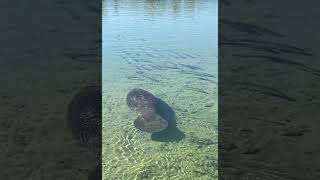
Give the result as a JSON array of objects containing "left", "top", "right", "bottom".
[{"left": 102, "top": 0, "right": 218, "bottom": 179}]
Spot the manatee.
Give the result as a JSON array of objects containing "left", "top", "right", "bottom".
[
  {"left": 134, "top": 108, "right": 168, "bottom": 133},
  {"left": 67, "top": 86, "right": 102, "bottom": 149},
  {"left": 126, "top": 88, "right": 156, "bottom": 112},
  {"left": 126, "top": 88, "right": 168, "bottom": 133}
]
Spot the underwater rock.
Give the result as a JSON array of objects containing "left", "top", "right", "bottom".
[
  {"left": 67, "top": 86, "right": 102, "bottom": 149},
  {"left": 127, "top": 88, "right": 168, "bottom": 133}
]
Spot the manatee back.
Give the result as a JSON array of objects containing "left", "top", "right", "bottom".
[
  {"left": 134, "top": 109, "right": 168, "bottom": 133},
  {"left": 126, "top": 88, "right": 156, "bottom": 112}
]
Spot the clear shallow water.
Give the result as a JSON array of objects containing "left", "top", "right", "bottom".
[{"left": 102, "top": 0, "right": 218, "bottom": 179}]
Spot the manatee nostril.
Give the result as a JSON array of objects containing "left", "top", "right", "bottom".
[{"left": 66, "top": 85, "right": 102, "bottom": 149}]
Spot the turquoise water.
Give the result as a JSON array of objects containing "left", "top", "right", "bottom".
[{"left": 102, "top": 0, "right": 218, "bottom": 179}]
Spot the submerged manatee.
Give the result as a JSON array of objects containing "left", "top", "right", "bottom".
[
  {"left": 134, "top": 108, "right": 168, "bottom": 133},
  {"left": 67, "top": 86, "right": 102, "bottom": 149},
  {"left": 127, "top": 88, "right": 168, "bottom": 133},
  {"left": 126, "top": 88, "right": 156, "bottom": 112}
]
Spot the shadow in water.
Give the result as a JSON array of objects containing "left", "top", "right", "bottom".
[{"left": 151, "top": 98, "right": 185, "bottom": 142}]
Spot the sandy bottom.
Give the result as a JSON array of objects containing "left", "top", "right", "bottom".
[
  {"left": 219, "top": 0, "right": 320, "bottom": 179},
  {"left": 102, "top": 59, "right": 218, "bottom": 179}
]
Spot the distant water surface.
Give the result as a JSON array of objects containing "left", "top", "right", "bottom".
[{"left": 103, "top": 0, "right": 217, "bottom": 76}]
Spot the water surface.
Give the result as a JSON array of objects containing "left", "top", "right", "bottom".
[{"left": 103, "top": 0, "right": 218, "bottom": 179}]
